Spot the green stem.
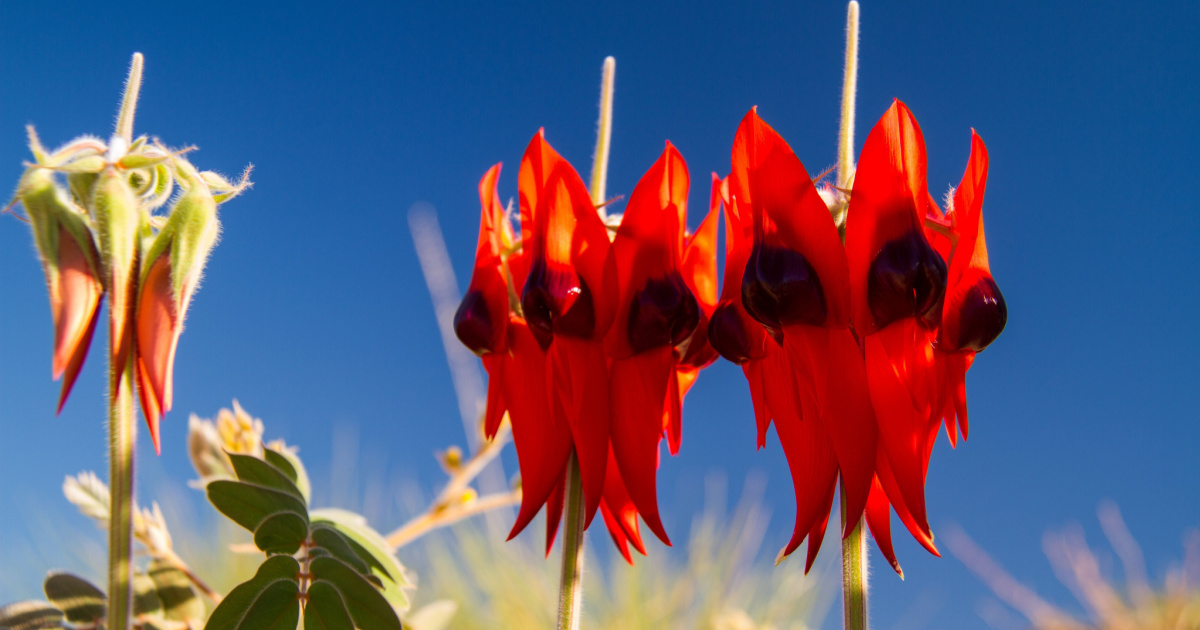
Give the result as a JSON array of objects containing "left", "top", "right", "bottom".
[
  {"left": 841, "top": 488, "right": 868, "bottom": 630},
  {"left": 556, "top": 452, "right": 586, "bottom": 630},
  {"left": 114, "top": 53, "right": 144, "bottom": 144},
  {"left": 108, "top": 352, "right": 136, "bottom": 630},
  {"left": 837, "top": 2, "right": 860, "bottom": 191}
]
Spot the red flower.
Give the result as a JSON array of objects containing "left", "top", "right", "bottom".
[
  {"left": 456, "top": 133, "right": 718, "bottom": 562},
  {"left": 848, "top": 101, "right": 1006, "bottom": 573},
  {"left": 712, "top": 109, "right": 877, "bottom": 572}
]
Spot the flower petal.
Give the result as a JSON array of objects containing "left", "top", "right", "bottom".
[
  {"left": 865, "top": 476, "right": 904, "bottom": 577},
  {"left": 608, "top": 347, "right": 675, "bottom": 545},
  {"left": 135, "top": 252, "right": 182, "bottom": 454}
]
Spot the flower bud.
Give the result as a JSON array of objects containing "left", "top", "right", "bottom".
[
  {"left": 91, "top": 165, "right": 141, "bottom": 371},
  {"left": 135, "top": 163, "right": 221, "bottom": 452},
  {"left": 18, "top": 168, "right": 103, "bottom": 412}
]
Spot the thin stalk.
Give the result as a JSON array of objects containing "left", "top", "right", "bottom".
[
  {"left": 108, "top": 353, "right": 136, "bottom": 630},
  {"left": 841, "top": 488, "right": 868, "bottom": 630},
  {"left": 556, "top": 453, "right": 586, "bottom": 630},
  {"left": 589, "top": 56, "right": 616, "bottom": 211},
  {"left": 837, "top": 2, "right": 860, "bottom": 191},
  {"left": 114, "top": 53, "right": 144, "bottom": 144}
]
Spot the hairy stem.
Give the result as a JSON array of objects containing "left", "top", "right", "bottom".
[
  {"left": 837, "top": 2, "right": 860, "bottom": 191},
  {"left": 115, "top": 53, "right": 144, "bottom": 144},
  {"left": 108, "top": 353, "right": 136, "bottom": 629},
  {"left": 841, "top": 488, "right": 868, "bottom": 630},
  {"left": 556, "top": 453, "right": 586, "bottom": 630},
  {"left": 589, "top": 56, "right": 616, "bottom": 211}
]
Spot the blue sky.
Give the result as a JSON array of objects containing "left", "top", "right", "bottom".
[{"left": 1, "top": 1, "right": 1198, "bottom": 627}]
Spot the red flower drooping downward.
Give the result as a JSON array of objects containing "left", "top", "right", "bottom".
[
  {"left": 455, "top": 132, "right": 719, "bottom": 563},
  {"left": 711, "top": 104, "right": 1006, "bottom": 576},
  {"left": 710, "top": 109, "right": 877, "bottom": 572},
  {"left": 847, "top": 101, "right": 1007, "bottom": 574}
]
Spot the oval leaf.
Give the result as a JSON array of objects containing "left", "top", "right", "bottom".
[
  {"left": 0, "top": 600, "right": 64, "bottom": 630},
  {"left": 227, "top": 453, "right": 305, "bottom": 502},
  {"left": 148, "top": 560, "right": 205, "bottom": 622},
  {"left": 235, "top": 579, "right": 299, "bottom": 630},
  {"left": 207, "top": 480, "right": 308, "bottom": 533},
  {"left": 310, "top": 526, "right": 369, "bottom": 575},
  {"left": 254, "top": 512, "right": 309, "bottom": 555},
  {"left": 310, "top": 510, "right": 410, "bottom": 612},
  {"left": 310, "top": 557, "right": 403, "bottom": 630},
  {"left": 203, "top": 556, "right": 299, "bottom": 630},
  {"left": 302, "top": 581, "right": 354, "bottom": 630},
  {"left": 42, "top": 573, "right": 104, "bottom": 623}
]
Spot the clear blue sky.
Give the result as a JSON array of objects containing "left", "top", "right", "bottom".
[{"left": 1, "top": 1, "right": 1198, "bottom": 627}]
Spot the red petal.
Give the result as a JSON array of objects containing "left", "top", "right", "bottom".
[
  {"left": 664, "top": 365, "right": 683, "bottom": 456},
  {"left": 845, "top": 100, "right": 931, "bottom": 336},
  {"left": 875, "top": 445, "right": 939, "bottom": 556},
  {"left": 742, "top": 358, "right": 772, "bottom": 449},
  {"left": 608, "top": 143, "right": 690, "bottom": 359},
  {"left": 765, "top": 345, "right": 839, "bottom": 560},
  {"left": 865, "top": 324, "right": 935, "bottom": 544},
  {"left": 865, "top": 475, "right": 904, "bottom": 577},
  {"left": 548, "top": 337, "right": 611, "bottom": 529},
  {"left": 519, "top": 130, "right": 615, "bottom": 337},
  {"left": 601, "top": 445, "right": 647, "bottom": 563},
  {"left": 460, "top": 163, "right": 512, "bottom": 354},
  {"left": 731, "top": 109, "right": 850, "bottom": 326},
  {"left": 544, "top": 476, "right": 566, "bottom": 557},
  {"left": 599, "top": 500, "right": 633, "bottom": 564},
  {"left": 803, "top": 483, "right": 836, "bottom": 575},
  {"left": 136, "top": 356, "right": 162, "bottom": 454},
  {"left": 505, "top": 319, "right": 572, "bottom": 540},
  {"left": 782, "top": 326, "right": 877, "bottom": 537},
  {"left": 686, "top": 174, "right": 722, "bottom": 314},
  {"left": 608, "top": 347, "right": 674, "bottom": 545},
  {"left": 949, "top": 131, "right": 991, "bottom": 285},
  {"left": 481, "top": 353, "right": 507, "bottom": 440},
  {"left": 135, "top": 253, "right": 184, "bottom": 454}
]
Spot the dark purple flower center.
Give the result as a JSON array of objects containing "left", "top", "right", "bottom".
[
  {"left": 741, "top": 243, "right": 827, "bottom": 333},
  {"left": 945, "top": 276, "right": 1007, "bottom": 352},
  {"left": 627, "top": 275, "right": 699, "bottom": 355},
  {"left": 453, "top": 289, "right": 494, "bottom": 355},
  {"left": 707, "top": 301, "right": 754, "bottom": 365},
  {"left": 521, "top": 259, "right": 595, "bottom": 349},
  {"left": 867, "top": 230, "right": 947, "bottom": 330}
]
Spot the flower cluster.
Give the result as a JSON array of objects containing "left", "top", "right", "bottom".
[
  {"left": 454, "top": 130, "right": 719, "bottom": 562},
  {"left": 15, "top": 127, "right": 249, "bottom": 452},
  {"left": 708, "top": 103, "right": 1006, "bottom": 574}
]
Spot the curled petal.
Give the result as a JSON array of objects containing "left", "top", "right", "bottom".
[
  {"left": 455, "top": 163, "right": 513, "bottom": 356},
  {"left": 52, "top": 229, "right": 103, "bottom": 413},
  {"left": 600, "top": 446, "right": 647, "bottom": 564},
  {"left": 548, "top": 337, "right": 611, "bottom": 528},
  {"left": 865, "top": 476, "right": 904, "bottom": 577}
]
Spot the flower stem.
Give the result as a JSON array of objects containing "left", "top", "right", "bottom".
[
  {"left": 556, "top": 452, "right": 586, "bottom": 630},
  {"left": 837, "top": 2, "right": 860, "bottom": 191},
  {"left": 589, "top": 56, "right": 616, "bottom": 211},
  {"left": 841, "top": 488, "right": 869, "bottom": 630},
  {"left": 114, "top": 53, "right": 144, "bottom": 144},
  {"left": 108, "top": 352, "right": 136, "bottom": 630}
]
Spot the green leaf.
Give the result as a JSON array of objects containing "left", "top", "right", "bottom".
[
  {"left": 228, "top": 453, "right": 305, "bottom": 502},
  {"left": 310, "top": 526, "right": 369, "bottom": 575},
  {"left": 310, "top": 509, "right": 410, "bottom": 612},
  {"left": 0, "top": 600, "right": 64, "bottom": 629},
  {"left": 235, "top": 580, "right": 299, "bottom": 630},
  {"left": 42, "top": 573, "right": 104, "bottom": 623},
  {"left": 147, "top": 560, "right": 205, "bottom": 622},
  {"left": 132, "top": 571, "right": 163, "bottom": 617},
  {"left": 302, "top": 581, "right": 354, "bottom": 630},
  {"left": 203, "top": 556, "right": 299, "bottom": 630},
  {"left": 310, "top": 557, "right": 403, "bottom": 630},
  {"left": 254, "top": 512, "right": 309, "bottom": 555},
  {"left": 264, "top": 446, "right": 311, "bottom": 506},
  {"left": 207, "top": 480, "right": 308, "bottom": 534}
]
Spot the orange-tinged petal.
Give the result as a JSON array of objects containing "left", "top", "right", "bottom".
[
  {"left": 51, "top": 228, "right": 103, "bottom": 413},
  {"left": 731, "top": 109, "right": 850, "bottom": 328},
  {"left": 865, "top": 476, "right": 904, "bottom": 577},
  {"left": 135, "top": 252, "right": 183, "bottom": 454},
  {"left": 846, "top": 101, "right": 945, "bottom": 336},
  {"left": 519, "top": 131, "right": 615, "bottom": 345},
  {"left": 455, "top": 163, "right": 513, "bottom": 356},
  {"left": 709, "top": 170, "right": 768, "bottom": 365},
  {"left": 608, "top": 143, "right": 697, "bottom": 360},
  {"left": 609, "top": 347, "right": 674, "bottom": 545},
  {"left": 677, "top": 179, "right": 721, "bottom": 371}
]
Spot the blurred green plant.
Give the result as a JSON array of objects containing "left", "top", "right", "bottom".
[{"left": 947, "top": 503, "right": 1200, "bottom": 630}]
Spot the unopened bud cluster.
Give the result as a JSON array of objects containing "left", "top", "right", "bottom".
[{"left": 13, "top": 72, "right": 250, "bottom": 453}]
